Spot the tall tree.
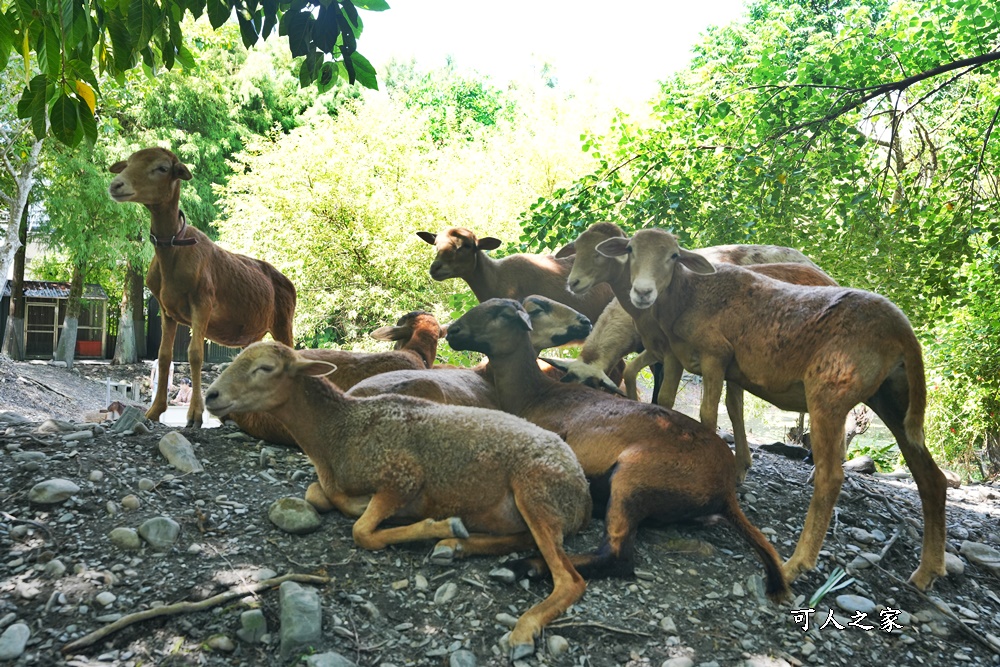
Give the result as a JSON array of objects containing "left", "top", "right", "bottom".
[{"left": 2, "top": 196, "right": 29, "bottom": 359}]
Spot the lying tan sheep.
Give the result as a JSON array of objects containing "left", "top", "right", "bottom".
[
  {"left": 447, "top": 299, "right": 789, "bottom": 601},
  {"left": 599, "top": 228, "right": 946, "bottom": 590},
  {"left": 204, "top": 341, "right": 591, "bottom": 660}
]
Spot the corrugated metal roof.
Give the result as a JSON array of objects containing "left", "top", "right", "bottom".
[{"left": 20, "top": 281, "right": 108, "bottom": 300}]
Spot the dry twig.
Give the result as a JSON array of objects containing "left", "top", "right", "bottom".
[{"left": 61, "top": 572, "right": 330, "bottom": 654}]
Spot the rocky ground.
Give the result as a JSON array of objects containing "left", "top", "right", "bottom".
[{"left": 1, "top": 357, "right": 999, "bottom": 667}]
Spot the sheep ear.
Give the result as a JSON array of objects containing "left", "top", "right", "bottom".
[
  {"left": 596, "top": 237, "right": 630, "bottom": 259},
  {"left": 539, "top": 357, "right": 572, "bottom": 372},
  {"left": 370, "top": 325, "right": 404, "bottom": 342},
  {"left": 477, "top": 237, "right": 502, "bottom": 252},
  {"left": 416, "top": 231, "right": 436, "bottom": 245},
  {"left": 554, "top": 242, "right": 576, "bottom": 258},
  {"left": 174, "top": 162, "right": 193, "bottom": 181},
  {"left": 506, "top": 305, "right": 533, "bottom": 331},
  {"left": 109, "top": 160, "right": 127, "bottom": 174},
  {"left": 294, "top": 359, "right": 338, "bottom": 377},
  {"left": 677, "top": 247, "right": 716, "bottom": 275}
]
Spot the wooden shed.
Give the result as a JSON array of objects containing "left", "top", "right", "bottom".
[{"left": 20, "top": 281, "right": 109, "bottom": 359}]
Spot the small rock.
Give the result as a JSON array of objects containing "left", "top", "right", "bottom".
[
  {"left": 158, "top": 432, "right": 204, "bottom": 473},
  {"left": 660, "top": 658, "right": 694, "bottom": 667},
  {"left": 12, "top": 451, "right": 46, "bottom": 463},
  {"left": 138, "top": 478, "right": 156, "bottom": 492},
  {"left": 489, "top": 568, "right": 516, "bottom": 584},
  {"left": 450, "top": 649, "right": 477, "bottom": 667},
  {"left": 731, "top": 582, "right": 745, "bottom": 597},
  {"left": 109, "top": 527, "right": 142, "bottom": 550},
  {"left": 942, "top": 469, "right": 962, "bottom": 488},
  {"left": 836, "top": 594, "right": 877, "bottom": 616},
  {"left": 0, "top": 623, "right": 31, "bottom": 660},
  {"left": 27, "top": 478, "right": 80, "bottom": 504},
  {"left": 15, "top": 582, "right": 40, "bottom": 600},
  {"left": 137, "top": 517, "right": 181, "bottom": 550},
  {"left": 35, "top": 419, "right": 76, "bottom": 434},
  {"left": 237, "top": 609, "right": 267, "bottom": 644},
  {"left": 844, "top": 455, "right": 875, "bottom": 474},
  {"left": 268, "top": 497, "right": 322, "bottom": 534},
  {"left": 959, "top": 541, "right": 1000, "bottom": 575},
  {"left": 89, "top": 470, "right": 104, "bottom": 482},
  {"left": 63, "top": 430, "right": 95, "bottom": 442},
  {"left": 801, "top": 642, "right": 816, "bottom": 656},
  {"left": 944, "top": 552, "right": 966, "bottom": 576},
  {"left": 44, "top": 559, "right": 67, "bottom": 578},
  {"left": 844, "top": 527, "right": 875, "bottom": 544},
  {"left": 847, "top": 552, "right": 881, "bottom": 571},
  {"left": 304, "top": 651, "right": 357, "bottom": 667},
  {"left": 414, "top": 574, "right": 429, "bottom": 590},
  {"left": 280, "top": 582, "right": 322, "bottom": 661},
  {"left": 434, "top": 582, "right": 459, "bottom": 605},
  {"left": 121, "top": 494, "right": 141, "bottom": 510},
  {"left": 253, "top": 568, "right": 277, "bottom": 581},
  {"left": 546, "top": 635, "right": 569, "bottom": 657},
  {"left": 206, "top": 635, "right": 235, "bottom": 652},
  {"left": 391, "top": 579, "right": 409, "bottom": 590},
  {"left": 95, "top": 592, "right": 116, "bottom": 607},
  {"left": 660, "top": 616, "right": 677, "bottom": 633},
  {"left": 495, "top": 613, "right": 518, "bottom": 629}
]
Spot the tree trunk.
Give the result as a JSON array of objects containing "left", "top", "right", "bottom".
[
  {"left": 2, "top": 197, "right": 30, "bottom": 360},
  {"left": 54, "top": 263, "right": 85, "bottom": 369},
  {"left": 129, "top": 263, "right": 147, "bottom": 358},
  {"left": 113, "top": 279, "right": 137, "bottom": 364},
  {"left": 0, "top": 139, "right": 43, "bottom": 286},
  {"left": 986, "top": 430, "right": 1000, "bottom": 479}
]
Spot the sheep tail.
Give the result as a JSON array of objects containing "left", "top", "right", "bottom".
[
  {"left": 902, "top": 332, "right": 928, "bottom": 449},
  {"left": 723, "top": 494, "right": 790, "bottom": 602}
]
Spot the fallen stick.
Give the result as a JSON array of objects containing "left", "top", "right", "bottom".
[
  {"left": 61, "top": 572, "right": 329, "bottom": 654},
  {"left": 547, "top": 619, "right": 653, "bottom": 638}
]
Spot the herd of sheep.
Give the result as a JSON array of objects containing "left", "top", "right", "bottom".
[{"left": 107, "top": 146, "right": 948, "bottom": 660}]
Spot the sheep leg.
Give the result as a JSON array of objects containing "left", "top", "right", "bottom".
[
  {"left": 866, "top": 391, "right": 947, "bottom": 590},
  {"left": 351, "top": 491, "right": 467, "bottom": 551},
  {"left": 185, "top": 308, "right": 210, "bottom": 429},
  {"left": 147, "top": 317, "right": 177, "bottom": 423},
  {"left": 507, "top": 494, "right": 586, "bottom": 661},
  {"left": 431, "top": 533, "right": 537, "bottom": 562},
  {"left": 305, "top": 483, "right": 371, "bottom": 517},
  {"left": 623, "top": 349, "right": 655, "bottom": 401},
  {"left": 697, "top": 358, "right": 726, "bottom": 432},
  {"left": 725, "top": 382, "right": 751, "bottom": 483},
  {"left": 656, "top": 353, "right": 684, "bottom": 408},
  {"left": 782, "top": 408, "right": 846, "bottom": 583}
]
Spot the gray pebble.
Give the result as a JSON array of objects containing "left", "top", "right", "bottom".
[
  {"left": 121, "top": 494, "right": 141, "bottom": 510},
  {"left": 434, "top": 582, "right": 459, "bottom": 605},
  {"left": 236, "top": 609, "right": 267, "bottom": 644},
  {"left": 0, "top": 623, "right": 30, "bottom": 660},
  {"left": 836, "top": 594, "right": 877, "bottom": 615},
  {"left": 137, "top": 478, "right": 156, "bottom": 492},
  {"left": 450, "top": 649, "right": 477, "bottom": 667},
  {"left": 28, "top": 478, "right": 80, "bottom": 504},
  {"left": 280, "top": 582, "right": 322, "bottom": 661},
  {"left": 44, "top": 559, "right": 66, "bottom": 578},
  {"left": 546, "top": 635, "right": 569, "bottom": 657},
  {"left": 268, "top": 497, "right": 322, "bottom": 534},
  {"left": 137, "top": 517, "right": 181, "bottom": 550},
  {"left": 304, "top": 652, "right": 357, "bottom": 667},
  {"left": 109, "top": 527, "right": 142, "bottom": 550},
  {"left": 660, "top": 658, "right": 694, "bottom": 667}
]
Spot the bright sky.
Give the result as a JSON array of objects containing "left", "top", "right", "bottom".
[{"left": 361, "top": 1, "right": 748, "bottom": 101}]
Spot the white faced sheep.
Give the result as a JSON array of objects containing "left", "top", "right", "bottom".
[
  {"left": 565, "top": 222, "right": 837, "bottom": 481},
  {"left": 446, "top": 299, "right": 790, "bottom": 601},
  {"left": 108, "top": 147, "right": 296, "bottom": 428},
  {"left": 347, "top": 295, "right": 595, "bottom": 408},
  {"left": 204, "top": 341, "right": 591, "bottom": 660},
  {"left": 416, "top": 227, "right": 615, "bottom": 324},
  {"left": 231, "top": 310, "right": 445, "bottom": 447},
  {"left": 598, "top": 227, "right": 946, "bottom": 590}
]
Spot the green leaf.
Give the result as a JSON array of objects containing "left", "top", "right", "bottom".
[
  {"left": 50, "top": 93, "right": 82, "bottom": 146},
  {"left": 128, "top": 0, "right": 157, "bottom": 49},
  {"left": 337, "top": 12, "right": 356, "bottom": 56},
  {"left": 284, "top": 7, "right": 312, "bottom": 58},
  {"left": 175, "top": 43, "right": 195, "bottom": 68},
  {"left": 298, "top": 49, "right": 322, "bottom": 87},
  {"left": 349, "top": 51, "right": 377, "bottom": 89},
  {"left": 313, "top": 3, "right": 340, "bottom": 52},
  {"left": 38, "top": 25, "right": 61, "bottom": 77},
  {"left": 0, "top": 10, "right": 11, "bottom": 71},
  {"left": 261, "top": 0, "right": 277, "bottom": 38},
  {"left": 78, "top": 96, "right": 97, "bottom": 147},
  {"left": 341, "top": 0, "right": 359, "bottom": 27},
  {"left": 236, "top": 9, "right": 258, "bottom": 48},
  {"left": 107, "top": 10, "right": 135, "bottom": 71},
  {"left": 352, "top": 0, "right": 389, "bottom": 9},
  {"left": 16, "top": 75, "right": 48, "bottom": 141},
  {"left": 316, "top": 60, "right": 337, "bottom": 93},
  {"left": 207, "top": 0, "right": 230, "bottom": 29}
]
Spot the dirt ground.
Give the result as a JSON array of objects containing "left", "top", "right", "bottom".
[{"left": 1, "top": 356, "right": 999, "bottom": 667}]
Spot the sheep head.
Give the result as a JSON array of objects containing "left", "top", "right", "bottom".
[
  {"left": 108, "top": 147, "right": 192, "bottom": 206},
  {"left": 521, "top": 295, "right": 592, "bottom": 351},
  {"left": 598, "top": 229, "right": 715, "bottom": 310},
  {"left": 205, "top": 341, "right": 336, "bottom": 416},
  {"left": 446, "top": 298, "right": 531, "bottom": 357},
  {"left": 370, "top": 311, "right": 443, "bottom": 349},
  {"left": 565, "top": 222, "right": 628, "bottom": 295},
  {"left": 416, "top": 227, "right": 502, "bottom": 281}
]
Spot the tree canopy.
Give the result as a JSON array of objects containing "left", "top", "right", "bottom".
[{"left": 0, "top": 0, "right": 387, "bottom": 148}]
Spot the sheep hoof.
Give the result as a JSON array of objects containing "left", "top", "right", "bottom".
[
  {"left": 449, "top": 517, "right": 469, "bottom": 539},
  {"left": 430, "top": 544, "right": 455, "bottom": 565},
  {"left": 509, "top": 641, "right": 536, "bottom": 660}
]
